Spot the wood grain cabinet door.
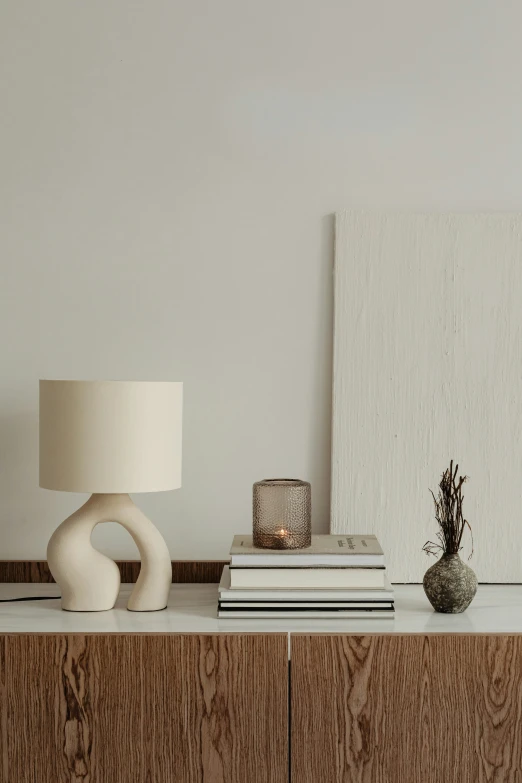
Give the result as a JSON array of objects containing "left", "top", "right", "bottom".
[
  {"left": 1, "top": 634, "right": 288, "bottom": 783},
  {"left": 291, "top": 635, "right": 522, "bottom": 783}
]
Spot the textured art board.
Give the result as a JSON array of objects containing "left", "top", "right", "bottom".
[{"left": 331, "top": 211, "right": 522, "bottom": 582}]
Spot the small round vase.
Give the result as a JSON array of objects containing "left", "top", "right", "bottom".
[{"left": 423, "top": 553, "right": 477, "bottom": 613}]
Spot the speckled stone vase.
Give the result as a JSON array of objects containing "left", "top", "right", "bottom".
[{"left": 423, "top": 553, "right": 477, "bottom": 613}]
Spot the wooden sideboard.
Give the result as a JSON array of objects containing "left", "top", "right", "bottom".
[
  {"left": 1, "top": 583, "right": 522, "bottom": 782},
  {"left": 2, "top": 634, "right": 287, "bottom": 783},
  {"left": 292, "top": 634, "right": 522, "bottom": 783}
]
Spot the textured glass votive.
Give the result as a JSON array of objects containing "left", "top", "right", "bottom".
[{"left": 253, "top": 479, "right": 311, "bottom": 549}]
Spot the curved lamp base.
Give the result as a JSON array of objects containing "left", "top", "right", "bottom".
[{"left": 47, "top": 494, "right": 172, "bottom": 612}]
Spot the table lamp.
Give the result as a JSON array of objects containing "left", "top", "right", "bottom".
[{"left": 39, "top": 380, "right": 183, "bottom": 612}]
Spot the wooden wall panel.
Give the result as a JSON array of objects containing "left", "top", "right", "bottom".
[
  {"left": 3, "top": 634, "right": 287, "bottom": 783},
  {"left": 0, "top": 560, "right": 227, "bottom": 584},
  {"left": 291, "top": 635, "right": 522, "bottom": 783},
  {"left": 0, "top": 562, "right": 55, "bottom": 583}
]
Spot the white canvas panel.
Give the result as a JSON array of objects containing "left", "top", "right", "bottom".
[{"left": 332, "top": 211, "right": 522, "bottom": 582}]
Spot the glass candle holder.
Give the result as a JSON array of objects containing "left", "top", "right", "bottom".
[{"left": 253, "top": 479, "right": 311, "bottom": 549}]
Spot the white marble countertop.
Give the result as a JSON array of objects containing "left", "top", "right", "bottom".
[{"left": 0, "top": 583, "right": 522, "bottom": 635}]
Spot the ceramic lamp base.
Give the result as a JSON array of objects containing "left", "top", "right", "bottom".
[{"left": 47, "top": 493, "right": 172, "bottom": 612}]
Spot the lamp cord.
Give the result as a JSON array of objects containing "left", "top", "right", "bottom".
[{"left": 0, "top": 596, "right": 60, "bottom": 602}]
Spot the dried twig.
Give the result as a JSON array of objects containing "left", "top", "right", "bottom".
[{"left": 423, "top": 460, "right": 473, "bottom": 559}]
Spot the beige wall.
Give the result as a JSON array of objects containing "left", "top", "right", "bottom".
[{"left": 1, "top": 1, "right": 521, "bottom": 558}]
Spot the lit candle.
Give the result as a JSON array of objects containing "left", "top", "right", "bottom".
[{"left": 270, "top": 528, "right": 291, "bottom": 549}]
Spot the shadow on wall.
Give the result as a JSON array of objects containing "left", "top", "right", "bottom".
[
  {"left": 0, "top": 411, "right": 41, "bottom": 550},
  {"left": 308, "top": 213, "right": 335, "bottom": 534},
  {"left": 0, "top": 411, "right": 77, "bottom": 557}
]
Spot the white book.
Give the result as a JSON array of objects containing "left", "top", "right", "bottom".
[
  {"left": 228, "top": 566, "right": 386, "bottom": 590},
  {"left": 220, "top": 601, "right": 394, "bottom": 609},
  {"left": 219, "top": 566, "right": 394, "bottom": 601},
  {"left": 230, "top": 534, "right": 384, "bottom": 567},
  {"left": 218, "top": 609, "right": 394, "bottom": 619}
]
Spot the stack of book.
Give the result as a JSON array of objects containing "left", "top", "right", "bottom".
[{"left": 218, "top": 534, "right": 394, "bottom": 619}]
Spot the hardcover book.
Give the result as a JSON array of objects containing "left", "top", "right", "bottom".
[
  {"left": 228, "top": 567, "right": 386, "bottom": 590},
  {"left": 230, "top": 534, "right": 384, "bottom": 567},
  {"left": 217, "top": 609, "right": 394, "bottom": 619},
  {"left": 219, "top": 566, "right": 394, "bottom": 601}
]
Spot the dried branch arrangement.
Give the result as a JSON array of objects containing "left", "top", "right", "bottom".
[{"left": 423, "top": 460, "right": 473, "bottom": 558}]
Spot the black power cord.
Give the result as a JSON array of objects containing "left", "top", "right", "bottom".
[{"left": 0, "top": 596, "right": 60, "bottom": 602}]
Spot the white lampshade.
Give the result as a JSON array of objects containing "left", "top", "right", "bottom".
[{"left": 39, "top": 380, "right": 183, "bottom": 493}]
